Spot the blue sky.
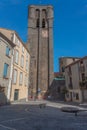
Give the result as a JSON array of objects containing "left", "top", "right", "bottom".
[{"left": 0, "top": 0, "right": 87, "bottom": 72}]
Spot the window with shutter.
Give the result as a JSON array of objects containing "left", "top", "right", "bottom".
[
  {"left": 21, "top": 55, "right": 24, "bottom": 67},
  {"left": 26, "top": 60, "right": 28, "bottom": 71},
  {"left": 6, "top": 46, "right": 10, "bottom": 56},
  {"left": 19, "top": 72, "right": 23, "bottom": 85},
  {"left": 13, "top": 69, "right": 17, "bottom": 84},
  {"left": 3, "top": 63, "right": 9, "bottom": 78},
  {"left": 22, "top": 46, "right": 24, "bottom": 53},
  {"left": 15, "top": 50, "right": 19, "bottom": 64}
]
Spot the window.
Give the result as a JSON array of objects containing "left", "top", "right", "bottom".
[
  {"left": 6, "top": 46, "right": 10, "bottom": 56},
  {"left": 26, "top": 60, "right": 28, "bottom": 71},
  {"left": 80, "top": 66, "right": 85, "bottom": 73},
  {"left": 42, "top": 9, "right": 46, "bottom": 28},
  {"left": 62, "top": 66, "right": 65, "bottom": 72},
  {"left": 15, "top": 50, "right": 19, "bottom": 64},
  {"left": 36, "top": 9, "right": 40, "bottom": 18},
  {"left": 42, "top": 9, "right": 46, "bottom": 18},
  {"left": 13, "top": 33, "right": 15, "bottom": 43},
  {"left": 26, "top": 52, "right": 28, "bottom": 59},
  {"left": 73, "top": 58, "right": 75, "bottom": 62},
  {"left": 69, "top": 77, "right": 73, "bottom": 89},
  {"left": 21, "top": 55, "right": 24, "bottom": 67},
  {"left": 15, "top": 36, "right": 20, "bottom": 47},
  {"left": 76, "top": 93, "right": 79, "bottom": 100},
  {"left": 69, "top": 66, "right": 72, "bottom": 75},
  {"left": 80, "top": 60, "right": 83, "bottom": 64},
  {"left": 36, "top": 9, "right": 40, "bottom": 28},
  {"left": 22, "top": 46, "right": 24, "bottom": 53},
  {"left": 36, "top": 18, "right": 39, "bottom": 28},
  {"left": 70, "top": 77, "right": 72, "bottom": 84},
  {"left": 42, "top": 19, "right": 45, "bottom": 28},
  {"left": 15, "top": 37, "right": 18, "bottom": 45},
  {"left": 18, "top": 40, "right": 20, "bottom": 47},
  {"left": 82, "top": 73, "right": 85, "bottom": 81},
  {"left": 19, "top": 72, "right": 23, "bottom": 85},
  {"left": 3, "top": 63, "right": 9, "bottom": 78},
  {"left": 13, "top": 69, "right": 17, "bottom": 84}
]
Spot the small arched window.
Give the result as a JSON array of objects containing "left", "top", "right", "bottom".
[
  {"left": 36, "top": 9, "right": 40, "bottom": 28},
  {"left": 36, "top": 18, "right": 39, "bottom": 28},
  {"left": 42, "top": 9, "right": 46, "bottom": 18},
  {"left": 42, "top": 9, "right": 47, "bottom": 28},
  {"left": 42, "top": 19, "right": 45, "bottom": 28}
]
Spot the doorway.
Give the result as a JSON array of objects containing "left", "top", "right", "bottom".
[
  {"left": 70, "top": 92, "right": 72, "bottom": 101},
  {"left": 14, "top": 89, "right": 19, "bottom": 101}
]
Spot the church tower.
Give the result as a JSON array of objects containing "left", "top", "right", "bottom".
[{"left": 28, "top": 5, "right": 54, "bottom": 99}]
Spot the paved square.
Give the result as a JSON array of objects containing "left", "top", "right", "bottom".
[{"left": 0, "top": 102, "right": 87, "bottom": 130}]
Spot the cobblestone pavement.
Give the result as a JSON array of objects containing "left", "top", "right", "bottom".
[{"left": 0, "top": 101, "right": 87, "bottom": 130}]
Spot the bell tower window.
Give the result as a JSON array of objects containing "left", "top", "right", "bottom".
[
  {"left": 36, "top": 18, "right": 39, "bottom": 28},
  {"left": 42, "top": 9, "right": 47, "bottom": 28},
  {"left": 42, "top": 19, "right": 45, "bottom": 28},
  {"left": 36, "top": 9, "right": 40, "bottom": 28}
]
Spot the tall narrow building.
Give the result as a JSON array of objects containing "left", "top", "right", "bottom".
[{"left": 28, "top": 5, "right": 54, "bottom": 99}]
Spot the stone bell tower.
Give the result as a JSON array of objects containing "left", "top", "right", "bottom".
[{"left": 28, "top": 5, "right": 54, "bottom": 99}]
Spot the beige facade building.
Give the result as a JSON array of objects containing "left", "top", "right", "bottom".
[
  {"left": 65, "top": 56, "right": 87, "bottom": 103},
  {"left": 59, "top": 57, "right": 80, "bottom": 76},
  {"left": 0, "top": 32, "right": 15, "bottom": 104},
  {"left": 0, "top": 28, "right": 30, "bottom": 101}
]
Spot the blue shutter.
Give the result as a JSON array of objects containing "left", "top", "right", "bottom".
[
  {"left": 3, "top": 63, "right": 8, "bottom": 77},
  {"left": 6, "top": 47, "right": 10, "bottom": 56}
]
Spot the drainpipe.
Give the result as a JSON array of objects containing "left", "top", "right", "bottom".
[
  {"left": 26, "top": 78, "right": 30, "bottom": 102},
  {"left": 7, "top": 49, "right": 14, "bottom": 102},
  {"left": 26, "top": 53, "right": 30, "bottom": 102}
]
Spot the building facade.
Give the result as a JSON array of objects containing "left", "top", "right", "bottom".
[
  {"left": 48, "top": 77, "right": 65, "bottom": 100},
  {"left": 0, "top": 32, "right": 15, "bottom": 104},
  {"left": 11, "top": 33, "right": 30, "bottom": 101},
  {"left": 0, "top": 28, "right": 30, "bottom": 101},
  {"left": 59, "top": 57, "right": 80, "bottom": 76},
  {"left": 65, "top": 56, "right": 87, "bottom": 102},
  {"left": 27, "top": 5, "right": 54, "bottom": 99}
]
